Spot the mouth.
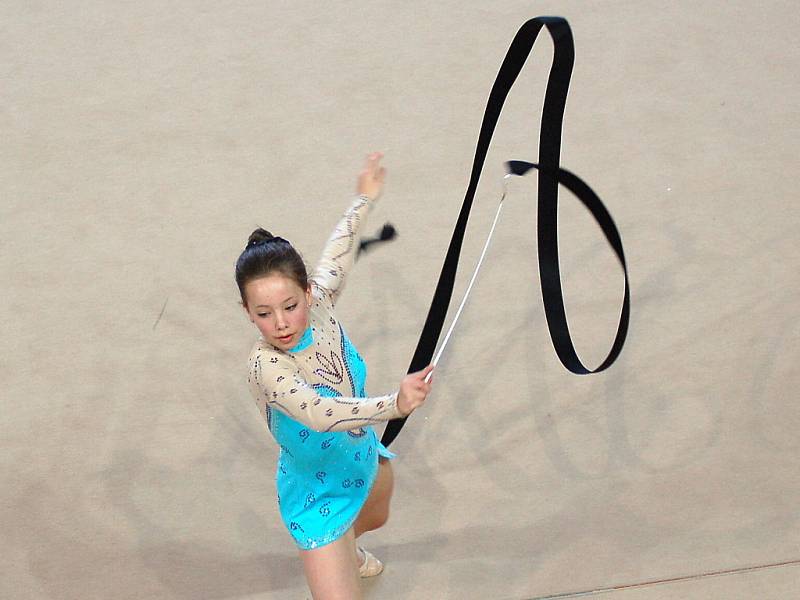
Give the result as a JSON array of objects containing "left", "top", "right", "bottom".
[{"left": 276, "top": 333, "right": 294, "bottom": 344}]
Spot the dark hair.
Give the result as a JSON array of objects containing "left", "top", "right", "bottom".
[{"left": 235, "top": 228, "right": 309, "bottom": 307}]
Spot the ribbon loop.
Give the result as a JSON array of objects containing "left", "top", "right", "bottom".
[{"left": 381, "top": 16, "right": 630, "bottom": 447}]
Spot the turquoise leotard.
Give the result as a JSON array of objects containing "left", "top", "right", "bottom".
[{"left": 267, "top": 325, "right": 396, "bottom": 550}]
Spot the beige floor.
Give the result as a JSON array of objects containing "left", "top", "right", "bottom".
[{"left": 3, "top": 1, "right": 799, "bottom": 598}]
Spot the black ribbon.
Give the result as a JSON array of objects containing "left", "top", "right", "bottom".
[
  {"left": 358, "top": 222, "right": 397, "bottom": 256},
  {"left": 381, "top": 16, "right": 630, "bottom": 447}
]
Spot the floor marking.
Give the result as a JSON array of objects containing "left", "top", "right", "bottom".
[
  {"left": 152, "top": 297, "right": 168, "bottom": 330},
  {"left": 527, "top": 559, "right": 800, "bottom": 599}
]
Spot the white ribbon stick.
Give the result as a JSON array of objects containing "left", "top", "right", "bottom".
[{"left": 425, "top": 175, "right": 511, "bottom": 383}]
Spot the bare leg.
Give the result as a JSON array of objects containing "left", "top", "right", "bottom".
[
  {"left": 354, "top": 457, "right": 394, "bottom": 538},
  {"left": 299, "top": 527, "right": 362, "bottom": 600}
]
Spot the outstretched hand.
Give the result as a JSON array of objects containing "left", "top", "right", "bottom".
[
  {"left": 397, "top": 364, "right": 434, "bottom": 417},
  {"left": 357, "top": 152, "right": 386, "bottom": 201}
]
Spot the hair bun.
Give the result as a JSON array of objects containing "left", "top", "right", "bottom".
[{"left": 246, "top": 228, "right": 274, "bottom": 250}]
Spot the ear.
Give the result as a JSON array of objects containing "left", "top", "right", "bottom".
[{"left": 305, "top": 285, "right": 313, "bottom": 307}]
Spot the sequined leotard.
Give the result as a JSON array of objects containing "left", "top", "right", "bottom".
[{"left": 248, "top": 194, "right": 403, "bottom": 550}]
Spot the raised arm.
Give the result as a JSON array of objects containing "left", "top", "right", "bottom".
[
  {"left": 249, "top": 350, "right": 403, "bottom": 432},
  {"left": 310, "top": 194, "right": 373, "bottom": 304},
  {"left": 311, "top": 152, "right": 386, "bottom": 305}
]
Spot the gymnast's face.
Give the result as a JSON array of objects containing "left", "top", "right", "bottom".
[{"left": 243, "top": 273, "right": 312, "bottom": 351}]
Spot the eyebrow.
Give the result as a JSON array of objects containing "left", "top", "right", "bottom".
[{"left": 255, "top": 296, "right": 296, "bottom": 309}]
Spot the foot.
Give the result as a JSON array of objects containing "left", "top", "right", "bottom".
[{"left": 357, "top": 546, "right": 384, "bottom": 578}]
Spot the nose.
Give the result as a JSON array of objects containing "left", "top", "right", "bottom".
[{"left": 274, "top": 311, "right": 288, "bottom": 330}]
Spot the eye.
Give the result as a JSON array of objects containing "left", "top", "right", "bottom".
[
  {"left": 287, "top": 304, "right": 298, "bottom": 311},
  {"left": 257, "top": 312, "right": 271, "bottom": 318}
]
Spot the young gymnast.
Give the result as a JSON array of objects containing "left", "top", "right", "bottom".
[{"left": 236, "top": 152, "right": 433, "bottom": 599}]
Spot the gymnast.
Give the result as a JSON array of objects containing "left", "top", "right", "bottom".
[{"left": 235, "top": 152, "right": 433, "bottom": 599}]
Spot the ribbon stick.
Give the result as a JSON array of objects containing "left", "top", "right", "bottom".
[
  {"left": 424, "top": 176, "right": 511, "bottom": 383},
  {"left": 381, "top": 16, "right": 630, "bottom": 447}
]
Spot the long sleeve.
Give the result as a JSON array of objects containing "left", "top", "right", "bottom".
[
  {"left": 249, "top": 349, "right": 403, "bottom": 433},
  {"left": 310, "top": 194, "right": 374, "bottom": 305}
]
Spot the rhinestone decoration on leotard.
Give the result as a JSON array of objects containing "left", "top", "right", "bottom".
[{"left": 314, "top": 350, "right": 344, "bottom": 386}]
